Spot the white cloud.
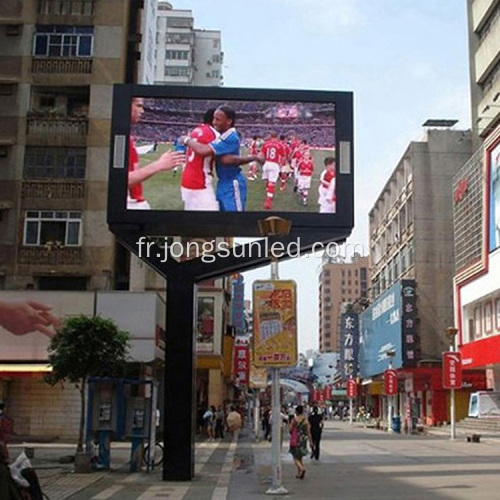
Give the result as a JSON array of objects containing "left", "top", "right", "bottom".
[{"left": 280, "top": 0, "right": 362, "bottom": 33}]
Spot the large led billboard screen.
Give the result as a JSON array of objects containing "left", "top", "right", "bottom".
[{"left": 108, "top": 85, "right": 353, "bottom": 237}]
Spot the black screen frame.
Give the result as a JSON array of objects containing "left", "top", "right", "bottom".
[{"left": 108, "top": 84, "right": 354, "bottom": 237}]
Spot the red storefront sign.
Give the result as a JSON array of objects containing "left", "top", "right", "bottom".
[
  {"left": 443, "top": 351, "right": 462, "bottom": 389},
  {"left": 232, "top": 344, "right": 249, "bottom": 386},
  {"left": 384, "top": 369, "right": 398, "bottom": 395},
  {"left": 324, "top": 384, "right": 332, "bottom": 400},
  {"left": 460, "top": 335, "right": 500, "bottom": 369},
  {"left": 346, "top": 378, "right": 357, "bottom": 398}
]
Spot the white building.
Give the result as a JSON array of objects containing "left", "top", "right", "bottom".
[{"left": 154, "top": 1, "right": 223, "bottom": 86}]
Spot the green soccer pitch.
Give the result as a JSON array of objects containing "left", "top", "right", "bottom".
[{"left": 140, "top": 143, "right": 334, "bottom": 213}]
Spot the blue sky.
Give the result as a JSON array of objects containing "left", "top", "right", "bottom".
[{"left": 171, "top": 0, "right": 471, "bottom": 352}]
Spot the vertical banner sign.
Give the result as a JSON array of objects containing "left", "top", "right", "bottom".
[
  {"left": 232, "top": 339, "right": 250, "bottom": 387},
  {"left": 401, "top": 280, "right": 417, "bottom": 367},
  {"left": 253, "top": 280, "right": 297, "bottom": 367},
  {"left": 324, "top": 385, "right": 333, "bottom": 400},
  {"left": 232, "top": 275, "right": 246, "bottom": 336},
  {"left": 340, "top": 312, "right": 360, "bottom": 379},
  {"left": 443, "top": 352, "right": 462, "bottom": 389},
  {"left": 346, "top": 378, "right": 358, "bottom": 398},
  {"left": 384, "top": 369, "right": 398, "bottom": 395}
]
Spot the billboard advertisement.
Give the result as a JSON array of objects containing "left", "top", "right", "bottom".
[
  {"left": 252, "top": 280, "right": 297, "bottom": 367},
  {"left": 108, "top": 85, "right": 354, "bottom": 237},
  {"left": 489, "top": 140, "right": 500, "bottom": 252},
  {"left": 360, "top": 280, "right": 417, "bottom": 378}
]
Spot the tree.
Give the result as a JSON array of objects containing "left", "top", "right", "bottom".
[{"left": 46, "top": 315, "right": 130, "bottom": 452}]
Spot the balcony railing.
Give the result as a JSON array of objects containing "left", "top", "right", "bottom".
[
  {"left": 22, "top": 180, "right": 85, "bottom": 199},
  {"left": 27, "top": 116, "right": 89, "bottom": 136},
  {"left": 18, "top": 246, "right": 82, "bottom": 266},
  {"left": 32, "top": 57, "right": 92, "bottom": 74}
]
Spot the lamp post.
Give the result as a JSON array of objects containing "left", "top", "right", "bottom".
[
  {"left": 386, "top": 350, "right": 396, "bottom": 432},
  {"left": 446, "top": 327, "right": 459, "bottom": 440}
]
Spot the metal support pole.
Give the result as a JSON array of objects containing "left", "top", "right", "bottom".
[
  {"left": 387, "top": 359, "right": 393, "bottom": 433},
  {"left": 450, "top": 387, "right": 456, "bottom": 440},
  {"left": 349, "top": 397, "right": 353, "bottom": 425},
  {"left": 254, "top": 392, "right": 260, "bottom": 441},
  {"left": 266, "top": 258, "right": 287, "bottom": 496},
  {"left": 450, "top": 339, "right": 456, "bottom": 441}
]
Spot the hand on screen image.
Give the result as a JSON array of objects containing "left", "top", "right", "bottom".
[{"left": 0, "top": 299, "right": 60, "bottom": 337}]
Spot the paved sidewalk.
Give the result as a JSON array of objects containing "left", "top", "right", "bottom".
[{"left": 8, "top": 421, "right": 500, "bottom": 499}]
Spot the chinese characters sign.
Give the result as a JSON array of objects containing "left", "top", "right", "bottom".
[
  {"left": 443, "top": 351, "right": 462, "bottom": 389},
  {"left": 384, "top": 369, "right": 398, "bottom": 395},
  {"left": 253, "top": 280, "right": 297, "bottom": 367},
  {"left": 340, "top": 312, "right": 359, "bottom": 379},
  {"left": 401, "top": 280, "right": 417, "bottom": 367},
  {"left": 232, "top": 341, "right": 250, "bottom": 386},
  {"left": 346, "top": 378, "right": 358, "bottom": 398}
]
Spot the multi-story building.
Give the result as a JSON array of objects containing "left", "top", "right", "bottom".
[
  {"left": 453, "top": 0, "right": 500, "bottom": 392},
  {"left": 362, "top": 126, "right": 486, "bottom": 426},
  {"left": 466, "top": 0, "right": 500, "bottom": 145},
  {"left": 318, "top": 254, "right": 369, "bottom": 353},
  {"left": 154, "top": 1, "right": 223, "bottom": 86}
]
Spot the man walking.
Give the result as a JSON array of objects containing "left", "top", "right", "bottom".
[{"left": 308, "top": 406, "right": 324, "bottom": 460}]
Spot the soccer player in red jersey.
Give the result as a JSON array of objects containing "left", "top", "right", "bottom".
[
  {"left": 128, "top": 97, "right": 185, "bottom": 210},
  {"left": 181, "top": 108, "right": 220, "bottom": 210},
  {"left": 297, "top": 152, "right": 315, "bottom": 206},
  {"left": 247, "top": 136, "right": 261, "bottom": 180},
  {"left": 261, "top": 131, "right": 285, "bottom": 210},
  {"left": 318, "top": 157, "right": 336, "bottom": 213}
]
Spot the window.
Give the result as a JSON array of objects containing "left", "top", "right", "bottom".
[
  {"left": 24, "top": 147, "right": 86, "bottom": 179},
  {"left": 38, "top": 0, "right": 95, "bottom": 16},
  {"left": 165, "top": 50, "right": 189, "bottom": 60},
  {"left": 165, "top": 66, "right": 190, "bottom": 77},
  {"left": 33, "top": 25, "right": 93, "bottom": 57},
  {"left": 23, "top": 211, "right": 82, "bottom": 246}
]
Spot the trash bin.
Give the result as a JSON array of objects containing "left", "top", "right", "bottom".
[{"left": 391, "top": 416, "right": 401, "bottom": 433}]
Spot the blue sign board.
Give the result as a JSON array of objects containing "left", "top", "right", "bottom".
[
  {"left": 360, "top": 282, "right": 402, "bottom": 378},
  {"left": 232, "top": 275, "right": 246, "bottom": 336},
  {"left": 359, "top": 279, "right": 418, "bottom": 378}
]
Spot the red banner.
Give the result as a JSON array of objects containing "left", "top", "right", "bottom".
[
  {"left": 346, "top": 379, "right": 357, "bottom": 398},
  {"left": 443, "top": 351, "right": 462, "bottom": 389},
  {"left": 232, "top": 344, "right": 250, "bottom": 386},
  {"left": 384, "top": 369, "right": 398, "bottom": 395},
  {"left": 324, "top": 385, "right": 332, "bottom": 400}
]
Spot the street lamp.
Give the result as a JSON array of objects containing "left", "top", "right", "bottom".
[
  {"left": 446, "top": 327, "right": 458, "bottom": 440},
  {"left": 386, "top": 350, "right": 396, "bottom": 432}
]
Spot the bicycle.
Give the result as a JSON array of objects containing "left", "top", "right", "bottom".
[{"left": 142, "top": 440, "right": 164, "bottom": 468}]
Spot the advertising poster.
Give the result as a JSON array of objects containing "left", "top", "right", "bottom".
[{"left": 252, "top": 280, "right": 297, "bottom": 367}]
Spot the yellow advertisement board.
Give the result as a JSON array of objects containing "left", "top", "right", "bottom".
[{"left": 252, "top": 280, "right": 297, "bottom": 367}]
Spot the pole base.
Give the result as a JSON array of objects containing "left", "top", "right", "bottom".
[{"left": 266, "top": 486, "right": 289, "bottom": 495}]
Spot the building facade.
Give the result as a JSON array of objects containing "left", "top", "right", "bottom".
[
  {"left": 318, "top": 254, "right": 369, "bottom": 353},
  {"left": 453, "top": 0, "right": 500, "bottom": 392},
  {"left": 154, "top": 1, "right": 223, "bottom": 86},
  {"left": 365, "top": 127, "right": 478, "bottom": 426}
]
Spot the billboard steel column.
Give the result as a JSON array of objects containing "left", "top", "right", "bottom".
[{"left": 163, "top": 275, "right": 196, "bottom": 480}]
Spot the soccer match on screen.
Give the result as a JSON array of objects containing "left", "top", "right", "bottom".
[{"left": 129, "top": 97, "right": 337, "bottom": 213}]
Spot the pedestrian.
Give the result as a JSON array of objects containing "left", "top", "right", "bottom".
[
  {"left": 215, "top": 405, "right": 225, "bottom": 439},
  {"left": 226, "top": 406, "right": 242, "bottom": 440},
  {"left": 289, "top": 405, "right": 313, "bottom": 480},
  {"left": 308, "top": 406, "right": 324, "bottom": 460},
  {"left": 262, "top": 406, "right": 271, "bottom": 441},
  {"left": 203, "top": 406, "right": 216, "bottom": 441}
]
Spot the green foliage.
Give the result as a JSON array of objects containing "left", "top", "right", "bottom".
[{"left": 46, "top": 315, "right": 130, "bottom": 386}]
